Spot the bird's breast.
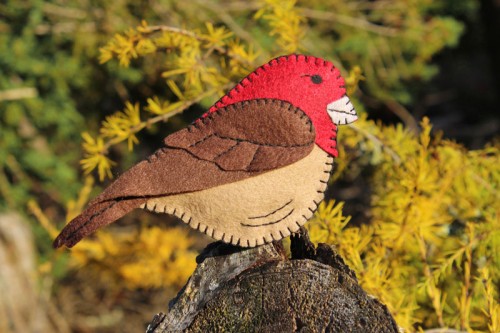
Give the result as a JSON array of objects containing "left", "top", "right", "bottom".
[{"left": 141, "top": 145, "right": 333, "bottom": 247}]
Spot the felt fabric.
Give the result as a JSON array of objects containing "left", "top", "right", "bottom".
[
  {"left": 54, "top": 99, "right": 316, "bottom": 248},
  {"left": 52, "top": 198, "right": 144, "bottom": 248},
  {"left": 207, "top": 54, "right": 347, "bottom": 157},
  {"left": 141, "top": 145, "right": 333, "bottom": 247},
  {"left": 326, "top": 95, "right": 358, "bottom": 125},
  {"left": 53, "top": 54, "right": 357, "bottom": 249},
  {"left": 165, "top": 99, "right": 315, "bottom": 172},
  {"left": 93, "top": 99, "right": 315, "bottom": 203}
]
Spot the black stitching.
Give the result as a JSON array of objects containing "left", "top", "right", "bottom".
[
  {"left": 230, "top": 99, "right": 312, "bottom": 132},
  {"left": 147, "top": 148, "right": 166, "bottom": 163},
  {"left": 191, "top": 121, "right": 201, "bottom": 130},
  {"left": 68, "top": 200, "right": 120, "bottom": 237},
  {"left": 211, "top": 56, "right": 338, "bottom": 110},
  {"left": 241, "top": 208, "right": 294, "bottom": 227},
  {"left": 183, "top": 99, "right": 315, "bottom": 150},
  {"left": 248, "top": 199, "right": 293, "bottom": 219},
  {"left": 187, "top": 134, "right": 214, "bottom": 147},
  {"left": 213, "top": 141, "right": 240, "bottom": 161},
  {"left": 166, "top": 146, "right": 261, "bottom": 173},
  {"left": 246, "top": 147, "right": 260, "bottom": 171},
  {"left": 279, "top": 230, "right": 285, "bottom": 238},
  {"left": 327, "top": 109, "right": 356, "bottom": 116}
]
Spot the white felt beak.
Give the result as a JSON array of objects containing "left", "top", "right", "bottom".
[{"left": 327, "top": 95, "right": 358, "bottom": 125}]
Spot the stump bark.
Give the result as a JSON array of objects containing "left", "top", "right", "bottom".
[{"left": 147, "top": 229, "right": 399, "bottom": 332}]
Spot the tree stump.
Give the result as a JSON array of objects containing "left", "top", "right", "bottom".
[{"left": 146, "top": 229, "right": 399, "bottom": 332}]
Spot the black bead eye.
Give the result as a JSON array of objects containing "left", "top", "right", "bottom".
[{"left": 311, "top": 75, "right": 323, "bottom": 84}]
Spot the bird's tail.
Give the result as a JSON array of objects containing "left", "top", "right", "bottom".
[{"left": 53, "top": 198, "right": 144, "bottom": 249}]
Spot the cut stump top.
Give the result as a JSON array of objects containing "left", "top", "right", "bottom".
[{"left": 147, "top": 236, "right": 399, "bottom": 333}]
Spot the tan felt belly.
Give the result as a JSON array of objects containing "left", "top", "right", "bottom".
[{"left": 141, "top": 145, "right": 333, "bottom": 247}]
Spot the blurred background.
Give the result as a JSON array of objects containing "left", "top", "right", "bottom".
[{"left": 1, "top": 0, "right": 499, "bottom": 332}]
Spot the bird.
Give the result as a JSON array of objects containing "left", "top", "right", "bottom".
[{"left": 53, "top": 54, "right": 358, "bottom": 249}]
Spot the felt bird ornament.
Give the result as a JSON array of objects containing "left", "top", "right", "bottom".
[{"left": 53, "top": 54, "right": 358, "bottom": 249}]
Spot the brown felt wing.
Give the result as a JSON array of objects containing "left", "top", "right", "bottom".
[
  {"left": 164, "top": 98, "right": 315, "bottom": 171},
  {"left": 53, "top": 99, "right": 315, "bottom": 248},
  {"left": 94, "top": 99, "right": 315, "bottom": 203}
]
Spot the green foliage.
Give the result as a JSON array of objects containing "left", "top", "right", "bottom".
[
  {"left": 299, "top": 0, "right": 471, "bottom": 103},
  {"left": 2, "top": 1, "right": 497, "bottom": 332},
  {"left": 75, "top": 3, "right": 497, "bottom": 328},
  {"left": 0, "top": 0, "right": 159, "bottom": 214},
  {"left": 80, "top": 20, "right": 261, "bottom": 180},
  {"left": 255, "top": 0, "right": 305, "bottom": 53},
  {"left": 309, "top": 119, "right": 499, "bottom": 331},
  {"left": 1, "top": 0, "right": 84, "bottom": 212}
]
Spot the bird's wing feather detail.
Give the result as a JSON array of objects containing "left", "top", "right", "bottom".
[
  {"left": 53, "top": 99, "right": 315, "bottom": 248},
  {"left": 94, "top": 98, "right": 315, "bottom": 203},
  {"left": 164, "top": 98, "right": 315, "bottom": 171},
  {"left": 53, "top": 198, "right": 144, "bottom": 248}
]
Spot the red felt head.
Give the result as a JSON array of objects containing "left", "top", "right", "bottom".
[{"left": 208, "top": 54, "right": 348, "bottom": 157}]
